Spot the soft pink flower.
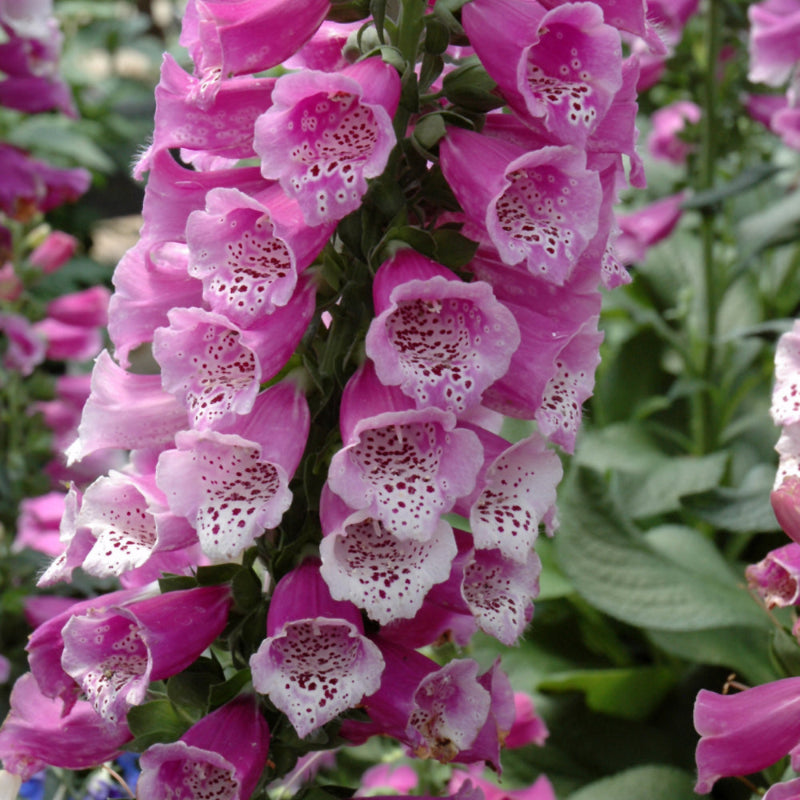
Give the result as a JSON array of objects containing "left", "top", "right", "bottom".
[
  {"left": 28, "top": 230, "right": 77, "bottom": 274},
  {"left": 647, "top": 100, "right": 701, "bottom": 164}
]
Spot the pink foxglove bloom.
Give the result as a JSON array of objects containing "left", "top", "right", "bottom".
[
  {"left": 13, "top": 492, "right": 65, "bottom": 557},
  {"left": 66, "top": 350, "right": 188, "bottom": 463},
  {"left": 748, "top": 0, "right": 800, "bottom": 86},
  {"left": 463, "top": 0, "right": 623, "bottom": 147},
  {"left": 28, "top": 230, "right": 77, "bottom": 274},
  {"left": 137, "top": 694, "right": 269, "bottom": 800},
  {"left": 61, "top": 469, "right": 197, "bottom": 580},
  {"left": 461, "top": 547, "right": 540, "bottom": 645},
  {"left": 157, "top": 381, "right": 309, "bottom": 560},
  {"left": 765, "top": 778, "right": 800, "bottom": 799},
  {"left": 135, "top": 53, "right": 276, "bottom": 177},
  {"left": 26, "top": 584, "right": 158, "bottom": 714},
  {"left": 358, "top": 763, "right": 419, "bottom": 795},
  {"left": 108, "top": 241, "right": 203, "bottom": 368},
  {"left": 59, "top": 584, "right": 231, "bottom": 725},
  {"left": 440, "top": 127, "right": 602, "bottom": 285},
  {"left": 614, "top": 192, "right": 685, "bottom": 266},
  {"left": 139, "top": 148, "right": 271, "bottom": 246},
  {"left": 695, "top": 678, "right": 800, "bottom": 793},
  {"left": 450, "top": 769, "right": 556, "bottom": 800},
  {"left": 0, "top": 143, "right": 89, "bottom": 217},
  {"left": 0, "top": 673, "right": 132, "bottom": 781},
  {"left": 254, "top": 58, "right": 401, "bottom": 225},
  {"left": 365, "top": 250, "right": 521, "bottom": 414},
  {"left": 153, "top": 276, "right": 315, "bottom": 430},
  {"left": 180, "top": 0, "right": 330, "bottom": 104},
  {"left": 467, "top": 430, "right": 561, "bottom": 561},
  {"left": 250, "top": 559, "right": 385, "bottom": 738},
  {"left": 343, "top": 639, "right": 513, "bottom": 770},
  {"left": 186, "top": 185, "right": 333, "bottom": 327},
  {"left": 319, "top": 487, "right": 458, "bottom": 624},
  {"left": 747, "top": 542, "right": 800, "bottom": 607},
  {"left": 328, "top": 361, "right": 483, "bottom": 541},
  {"left": 0, "top": 311, "right": 45, "bottom": 374},
  {"left": 506, "top": 692, "right": 550, "bottom": 748},
  {"left": 771, "top": 321, "right": 800, "bottom": 427},
  {"left": 284, "top": 20, "right": 361, "bottom": 72},
  {"left": 647, "top": 100, "right": 701, "bottom": 164}
]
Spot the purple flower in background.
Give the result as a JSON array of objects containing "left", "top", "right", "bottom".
[{"left": 647, "top": 100, "right": 701, "bottom": 164}]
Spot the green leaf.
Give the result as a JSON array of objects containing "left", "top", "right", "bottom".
[
  {"left": 575, "top": 422, "right": 665, "bottom": 474},
  {"left": 442, "top": 57, "right": 505, "bottom": 112},
  {"left": 771, "top": 627, "right": 800, "bottom": 678},
  {"left": 648, "top": 627, "right": 778, "bottom": 685},
  {"left": 431, "top": 227, "right": 479, "bottom": 268},
  {"left": 126, "top": 699, "right": 189, "bottom": 752},
  {"left": 6, "top": 116, "right": 114, "bottom": 172},
  {"left": 536, "top": 537, "right": 573, "bottom": 600},
  {"left": 167, "top": 658, "right": 225, "bottom": 711},
  {"left": 555, "top": 470, "right": 766, "bottom": 631},
  {"left": 615, "top": 451, "right": 728, "bottom": 519},
  {"left": 196, "top": 563, "right": 240, "bottom": 585},
  {"left": 681, "top": 164, "right": 783, "bottom": 210},
  {"left": 208, "top": 668, "right": 253, "bottom": 710},
  {"left": 738, "top": 189, "right": 800, "bottom": 260},
  {"left": 538, "top": 666, "right": 676, "bottom": 720},
  {"left": 423, "top": 15, "right": 450, "bottom": 54},
  {"left": 567, "top": 765, "right": 697, "bottom": 800},
  {"left": 681, "top": 465, "right": 780, "bottom": 532}
]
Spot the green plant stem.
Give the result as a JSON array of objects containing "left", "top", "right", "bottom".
[{"left": 691, "top": 0, "right": 722, "bottom": 455}]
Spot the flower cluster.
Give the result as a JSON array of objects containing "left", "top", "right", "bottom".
[
  {"left": 745, "top": 0, "right": 800, "bottom": 151},
  {"left": 694, "top": 323, "right": 800, "bottom": 794},
  {"left": 0, "top": 0, "right": 654, "bottom": 796}
]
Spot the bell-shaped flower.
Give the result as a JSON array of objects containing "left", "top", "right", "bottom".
[
  {"left": 450, "top": 768, "right": 556, "bottom": 800},
  {"left": 319, "top": 487, "right": 458, "bottom": 624},
  {"left": 137, "top": 694, "right": 269, "bottom": 800},
  {"left": 65, "top": 350, "right": 188, "bottom": 464},
  {"left": 365, "top": 250, "right": 521, "bottom": 414},
  {"left": 14, "top": 492, "right": 65, "bottom": 557},
  {"left": 139, "top": 148, "right": 271, "bottom": 246},
  {"left": 328, "top": 361, "right": 483, "bottom": 541},
  {"left": 284, "top": 20, "right": 361, "bottom": 72},
  {"left": 153, "top": 275, "right": 315, "bottom": 430},
  {"left": 254, "top": 58, "right": 401, "bottom": 225},
  {"left": 463, "top": 0, "right": 623, "bottom": 146},
  {"left": 647, "top": 100, "right": 701, "bottom": 164},
  {"left": 63, "top": 469, "right": 197, "bottom": 580},
  {"left": 0, "top": 673, "right": 132, "bottom": 781},
  {"left": 694, "top": 678, "right": 800, "bottom": 793},
  {"left": 26, "top": 584, "right": 158, "bottom": 714},
  {"left": 461, "top": 547, "right": 540, "bottom": 646},
  {"left": 60, "top": 584, "right": 232, "bottom": 725},
  {"left": 134, "top": 54, "right": 276, "bottom": 178},
  {"left": 467, "top": 430, "right": 561, "bottom": 561},
  {"left": 746, "top": 542, "right": 800, "bottom": 607},
  {"left": 765, "top": 778, "right": 800, "bottom": 800},
  {"left": 772, "top": 321, "right": 800, "bottom": 426},
  {"left": 614, "top": 192, "right": 685, "bottom": 266},
  {"left": 470, "top": 254, "right": 602, "bottom": 450},
  {"left": 186, "top": 185, "right": 333, "bottom": 327},
  {"left": 250, "top": 559, "right": 385, "bottom": 738},
  {"left": 108, "top": 240, "right": 204, "bottom": 368},
  {"left": 342, "top": 638, "right": 513, "bottom": 770},
  {"left": 157, "top": 380, "right": 309, "bottom": 560},
  {"left": 772, "top": 424, "right": 800, "bottom": 544},
  {"left": 0, "top": 311, "right": 45, "bottom": 375},
  {"left": 506, "top": 692, "right": 550, "bottom": 748},
  {"left": 28, "top": 230, "right": 78, "bottom": 274},
  {"left": 748, "top": 0, "right": 800, "bottom": 87},
  {"left": 440, "top": 127, "right": 602, "bottom": 285},
  {"left": 180, "top": 0, "right": 330, "bottom": 105}
]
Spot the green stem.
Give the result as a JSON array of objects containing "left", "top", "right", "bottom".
[{"left": 691, "top": 0, "right": 723, "bottom": 455}]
